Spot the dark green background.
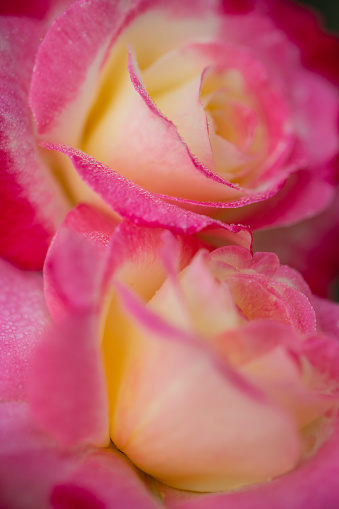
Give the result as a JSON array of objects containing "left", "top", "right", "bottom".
[{"left": 298, "top": 0, "right": 339, "bottom": 32}]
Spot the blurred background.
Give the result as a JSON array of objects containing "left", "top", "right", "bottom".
[
  {"left": 298, "top": 0, "right": 339, "bottom": 32},
  {"left": 294, "top": 0, "right": 339, "bottom": 300}
]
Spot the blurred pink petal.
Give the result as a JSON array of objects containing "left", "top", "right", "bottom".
[
  {"left": 0, "top": 402, "right": 160, "bottom": 509},
  {"left": 51, "top": 451, "right": 163, "bottom": 509},
  {"left": 262, "top": 0, "right": 339, "bottom": 87},
  {"left": 28, "top": 311, "right": 109, "bottom": 448},
  {"left": 0, "top": 0, "right": 74, "bottom": 18},
  {"left": 0, "top": 258, "right": 49, "bottom": 401},
  {"left": 0, "top": 402, "right": 74, "bottom": 509},
  {"left": 253, "top": 184, "right": 339, "bottom": 296},
  {"left": 313, "top": 296, "right": 339, "bottom": 339}
]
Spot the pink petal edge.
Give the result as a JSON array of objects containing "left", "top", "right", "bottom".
[{"left": 41, "top": 142, "right": 252, "bottom": 249}]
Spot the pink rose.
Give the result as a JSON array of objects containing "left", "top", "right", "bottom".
[
  {"left": 2, "top": 203, "right": 339, "bottom": 508},
  {"left": 1, "top": 0, "right": 339, "bottom": 269}
]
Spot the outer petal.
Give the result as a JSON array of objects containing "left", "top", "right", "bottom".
[
  {"left": 0, "top": 403, "right": 159, "bottom": 509},
  {"left": 0, "top": 16, "right": 68, "bottom": 269},
  {"left": 0, "top": 402, "right": 74, "bottom": 509},
  {"left": 30, "top": 206, "right": 112, "bottom": 447},
  {"left": 29, "top": 0, "right": 129, "bottom": 145},
  {"left": 163, "top": 417, "right": 339, "bottom": 509},
  {"left": 28, "top": 311, "right": 109, "bottom": 448},
  {"left": 290, "top": 68, "right": 339, "bottom": 167},
  {"left": 0, "top": 257, "right": 50, "bottom": 401}
]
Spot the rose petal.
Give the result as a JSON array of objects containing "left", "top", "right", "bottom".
[
  {"left": 148, "top": 250, "right": 240, "bottom": 335},
  {"left": 163, "top": 416, "right": 339, "bottom": 509},
  {"left": 107, "top": 222, "right": 206, "bottom": 305},
  {"left": 210, "top": 244, "right": 280, "bottom": 273},
  {"left": 41, "top": 142, "right": 252, "bottom": 249},
  {"left": 253, "top": 185, "right": 339, "bottom": 297},
  {"left": 29, "top": 0, "right": 220, "bottom": 144},
  {"left": 109, "top": 277, "right": 265, "bottom": 404},
  {"left": 0, "top": 258, "right": 50, "bottom": 401},
  {"left": 0, "top": 16, "right": 68, "bottom": 269},
  {"left": 86, "top": 47, "right": 233, "bottom": 202},
  {"left": 300, "top": 334, "right": 339, "bottom": 388},
  {"left": 51, "top": 450, "right": 162, "bottom": 509},
  {"left": 0, "top": 402, "right": 160, "bottom": 509},
  {"left": 0, "top": 402, "right": 73, "bottom": 509},
  {"left": 291, "top": 69, "right": 339, "bottom": 167},
  {"left": 313, "top": 296, "right": 339, "bottom": 339},
  {"left": 207, "top": 246, "right": 317, "bottom": 334},
  {"left": 232, "top": 168, "right": 335, "bottom": 229},
  {"left": 212, "top": 320, "right": 293, "bottom": 366},
  {"left": 28, "top": 311, "right": 109, "bottom": 448},
  {"left": 0, "top": 0, "right": 74, "bottom": 18},
  {"left": 29, "top": 0, "right": 128, "bottom": 145},
  {"left": 108, "top": 298, "right": 300, "bottom": 492},
  {"left": 44, "top": 204, "right": 118, "bottom": 320},
  {"left": 220, "top": 4, "right": 339, "bottom": 166},
  {"left": 243, "top": 344, "right": 334, "bottom": 429}
]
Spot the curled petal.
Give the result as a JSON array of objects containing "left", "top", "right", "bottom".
[
  {"left": 44, "top": 204, "right": 118, "bottom": 319},
  {"left": 29, "top": 0, "right": 127, "bottom": 145},
  {"left": 233, "top": 168, "right": 335, "bottom": 230},
  {"left": 41, "top": 143, "right": 252, "bottom": 249}
]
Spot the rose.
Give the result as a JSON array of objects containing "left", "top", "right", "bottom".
[
  {"left": 105, "top": 239, "right": 339, "bottom": 493},
  {"left": 2, "top": 203, "right": 339, "bottom": 507},
  {"left": 34, "top": 0, "right": 339, "bottom": 230},
  {"left": 1, "top": 0, "right": 339, "bottom": 270}
]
